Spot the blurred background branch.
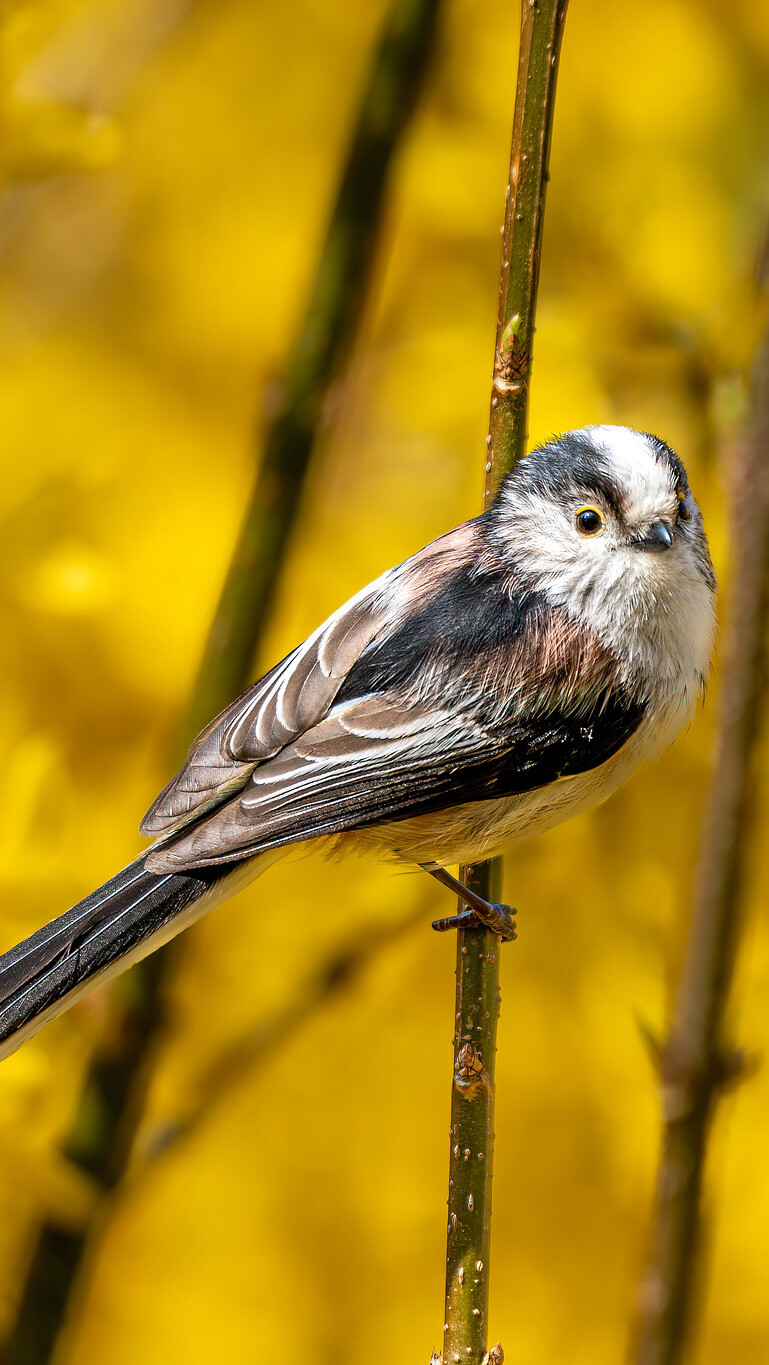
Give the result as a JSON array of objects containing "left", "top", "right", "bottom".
[
  {"left": 183, "top": 0, "right": 444, "bottom": 737},
  {"left": 440, "top": 4, "right": 568, "bottom": 1363},
  {"left": 0, "top": 0, "right": 444, "bottom": 1359},
  {"left": 634, "top": 303, "right": 769, "bottom": 1365}
]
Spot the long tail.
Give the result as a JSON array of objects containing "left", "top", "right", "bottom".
[{"left": 0, "top": 853, "right": 269, "bottom": 1061}]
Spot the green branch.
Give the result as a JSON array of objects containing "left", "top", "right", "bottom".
[
  {"left": 633, "top": 322, "right": 769, "bottom": 1365},
  {"left": 486, "top": 0, "right": 569, "bottom": 502},
  {"left": 441, "top": 860, "right": 504, "bottom": 1365},
  {"left": 438, "top": 5, "right": 569, "bottom": 1364},
  {"left": 1, "top": 3, "right": 444, "bottom": 1361}
]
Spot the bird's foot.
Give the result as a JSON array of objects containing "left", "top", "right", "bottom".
[
  {"left": 420, "top": 864, "right": 517, "bottom": 941},
  {"left": 432, "top": 903, "right": 517, "bottom": 940}
]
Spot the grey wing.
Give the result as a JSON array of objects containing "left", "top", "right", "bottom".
[
  {"left": 140, "top": 575, "right": 396, "bottom": 839},
  {"left": 146, "top": 691, "right": 498, "bottom": 870},
  {"left": 141, "top": 520, "right": 482, "bottom": 842},
  {"left": 145, "top": 682, "right": 647, "bottom": 873}
]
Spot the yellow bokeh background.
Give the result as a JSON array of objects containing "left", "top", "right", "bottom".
[{"left": 0, "top": 0, "right": 768, "bottom": 1360}]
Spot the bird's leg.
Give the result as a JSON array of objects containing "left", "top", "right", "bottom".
[{"left": 420, "top": 863, "right": 517, "bottom": 941}]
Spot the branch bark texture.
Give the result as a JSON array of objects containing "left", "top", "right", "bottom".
[
  {"left": 442, "top": 861, "right": 503, "bottom": 1365},
  {"left": 2, "top": 3, "right": 443, "bottom": 1361},
  {"left": 486, "top": 0, "right": 568, "bottom": 503},
  {"left": 440, "top": 4, "right": 568, "bottom": 1363},
  {"left": 634, "top": 323, "right": 769, "bottom": 1365}
]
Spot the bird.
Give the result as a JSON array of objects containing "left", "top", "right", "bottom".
[{"left": 0, "top": 425, "right": 716, "bottom": 1060}]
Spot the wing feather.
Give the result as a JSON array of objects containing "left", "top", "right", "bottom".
[
  {"left": 140, "top": 582, "right": 393, "bottom": 837},
  {"left": 141, "top": 521, "right": 483, "bottom": 839},
  {"left": 146, "top": 676, "right": 645, "bottom": 873}
]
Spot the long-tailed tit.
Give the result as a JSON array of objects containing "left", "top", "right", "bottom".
[{"left": 0, "top": 426, "right": 716, "bottom": 1058}]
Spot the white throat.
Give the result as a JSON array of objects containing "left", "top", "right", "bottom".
[{"left": 493, "top": 426, "right": 716, "bottom": 706}]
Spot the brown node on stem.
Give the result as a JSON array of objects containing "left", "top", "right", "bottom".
[
  {"left": 454, "top": 1041, "right": 492, "bottom": 1098},
  {"left": 493, "top": 314, "right": 527, "bottom": 392}
]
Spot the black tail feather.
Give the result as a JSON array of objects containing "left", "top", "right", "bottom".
[{"left": 0, "top": 858, "right": 234, "bottom": 1059}]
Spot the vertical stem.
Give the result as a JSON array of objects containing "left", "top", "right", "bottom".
[
  {"left": 442, "top": 861, "right": 502, "bottom": 1365},
  {"left": 486, "top": 0, "right": 569, "bottom": 502},
  {"left": 634, "top": 323, "right": 769, "bottom": 1364},
  {"left": 440, "top": 6, "right": 569, "bottom": 1361}
]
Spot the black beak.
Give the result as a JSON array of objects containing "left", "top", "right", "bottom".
[{"left": 633, "top": 519, "right": 674, "bottom": 553}]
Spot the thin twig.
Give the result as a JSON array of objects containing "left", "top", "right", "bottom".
[
  {"left": 441, "top": 860, "right": 503, "bottom": 1365},
  {"left": 634, "top": 320, "right": 769, "bottom": 1365},
  {"left": 438, "top": 5, "right": 568, "bottom": 1364},
  {"left": 486, "top": 0, "right": 569, "bottom": 499},
  {"left": 1, "top": 4, "right": 444, "bottom": 1361}
]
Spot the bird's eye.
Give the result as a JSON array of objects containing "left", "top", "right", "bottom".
[
  {"left": 575, "top": 506, "right": 605, "bottom": 538},
  {"left": 677, "top": 492, "right": 692, "bottom": 522}
]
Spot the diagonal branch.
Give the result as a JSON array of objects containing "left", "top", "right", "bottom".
[
  {"left": 437, "top": 5, "right": 569, "bottom": 1364},
  {"left": 185, "top": 0, "right": 444, "bottom": 739},
  {"left": 1, "top": 3, "right": 445, "bottom": 1361},
  {"left": 634, "top": 318, "right": 769, "bottom": 1365}
]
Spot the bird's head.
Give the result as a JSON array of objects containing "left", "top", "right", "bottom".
[{"left": 489, "top": 425, "right": 716, "bottom": 685}]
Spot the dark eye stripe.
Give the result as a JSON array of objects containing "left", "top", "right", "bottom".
[{"left": 506, "top": 436, "right": 627, "bottom": 520}]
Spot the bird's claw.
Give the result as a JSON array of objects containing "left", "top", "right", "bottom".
[
  {"left": 418, "top": 861, "right": 517, "bottom": 941},
  {"left": 432, "top": 901, "right": 517, "bottom": 942}
]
